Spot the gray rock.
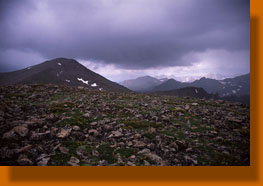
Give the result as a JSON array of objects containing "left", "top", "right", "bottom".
[
  {"left": 98, "top": 160, "right": 108, "bottom": 166},
  {"left": 127, "top": 161, "right": 136, "bottom": 166},
  {"left": 56, "top": 128, "right": 72, "bottom": 138},
  {"left": 17, "top": 155, "right": 33, "bottom": 166},
  {"left": 13, "top": 126, "right": 28, "bottom": 137},
  {"left": 30, "top": 131, "right": 50, "bottom": 140},
  {"left": 109, "top": 131, "right": 123, "bottom": 138},
  {"left": 138, "top": 148, "right": 150, "bottom": 155},
  {"left": 67, "top": 156, "right": 80, "bottom": 166},
  {"left": 59, "top": 146, "right": 69, "bottom": 154},
  {"left": 129, "top": 155, "right": 136, "bottom": 161},
  {"left": 134, "top": 141, "right": 146, "bottom": 148},
  {"left": 144, "top": 160, "right": 151, "bottom": 166},
  {"left": 88, "top": 129, "right": 99, "bottom": 136},
  {"left": 146, "top": 153, "right": 162, "bottom": 164},
  {"left": 37, "top": 157, "right": 50, "bottom": 166},
  {"left": 72, "top": 125, "right": 80, "bottom": 131},
  {"left": 83, "top": 113, "right": 90, "bottom": 118},
  {"left": 2, "top": 130, "right": 16, "bottom": 140},
  {"left": 15, "top": 145, "right": 33, "bottom": 154},
  {"left": 90, "top": 121, "right": 98, "bottom": 126}
]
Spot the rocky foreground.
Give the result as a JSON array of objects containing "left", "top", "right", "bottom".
[{"left": 0, "top": 84, "right": 250, "bottom": 166}]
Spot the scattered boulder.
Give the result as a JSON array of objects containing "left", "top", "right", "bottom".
[
  {"left": 109, "top": 131, "right": 123, "bottom": 138},
  {"left": 72, "top": 125, "right": 80, "bottom": 131},
  {"left": 67, "top": 156, "right": 80, "bottom": 166},
  {"left": 17, "top": 154, "right": 33, "bottom": 166},
  {"left": 56, "top": 128, "right": 72, "bottom": 138},
  {"left": 88, "top": 129, "right": 99, "bottom": 136},
  {"left": 2, "top": 130, "right": 16, "bottom": 140},
  {"left": 13, "top": 126, "right": 29, "bottom": 137}
]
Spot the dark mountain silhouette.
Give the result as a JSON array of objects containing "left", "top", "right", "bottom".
[
  {"left": 153, "top": 87, "right": 216, "bottom": 99},
  {"left": 151, "top": 79, "right": 185, "bottom": 92},
  {"left": 0, "top": 58, "right": 130, "bottom": 93}
]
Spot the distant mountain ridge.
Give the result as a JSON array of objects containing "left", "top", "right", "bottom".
[
  {"left": 119, "top": 76, "right": 164, "bottom": 92},
  {"left": 0, "top": 58, "right": 130, "bottom": 93},
  {"left": 120, "top": 73, "right": 250, "bottom": 104},
  {"left": 155, "top": 73, "right": 229, "bottom": 82},
  {"left": 123, "top": 73, "right": 249, "bottom": 97}
]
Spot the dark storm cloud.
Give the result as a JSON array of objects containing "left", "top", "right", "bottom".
[{"left": 0, "top": 0, "right": 249, "bottom": 70}]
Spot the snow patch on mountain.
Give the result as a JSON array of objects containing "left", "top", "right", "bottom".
[
  {"left": 220, "top": 81, "right": 227, "bottom": 85},
  {"left": 58, "top": 63, "right": 62, "bottom": 66},
  {"left": 57, "top": 71, "right": 63, "bottom": 77},
  {"left": 91, "top": 83, "right": 98, "bottom": 87},
  {"left": 77, "top": 78, "right": 89, "bottom": 85}
]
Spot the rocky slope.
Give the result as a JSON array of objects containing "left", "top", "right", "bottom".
[{"left": 0, "top": 84, "right": 249, "bottom": 166}]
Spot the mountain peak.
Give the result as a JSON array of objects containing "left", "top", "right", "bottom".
[
  {"left": 45, "top": 58, "right": 81, "bottom": 66},
  {"left": 0, "top": 58, "right": 130, "bottom": 93}
]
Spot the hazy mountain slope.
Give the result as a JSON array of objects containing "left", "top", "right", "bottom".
[
  {"left": 151, "top": 79, "right": 187, "bottom": 92},
  {"left": 191, "top": 77, "right": 224, "bottom": 94},
  {"left": 217, "top": 73, "right": 250, "bottom": 97},
  {"left": 120, "top": 76, "right": 163, "bottom": 92}
]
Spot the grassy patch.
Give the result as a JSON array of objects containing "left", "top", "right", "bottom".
[
  {"left": 97, "top": 143, "right": 116, "bottom": 164},
  {"left": 195, "top": 145, "right": 245, "bottom": 166},
  {"left": 49, "top": 153, "right": 71, "bottom": 166},
  {"left": 49, "top": 141, "right": 94, "bottom": 166},
  {"left": 123, "top": 120, "right": 161, "bottom": 130},
  {"left": 49, "top": 140, "right": 78, "bottom": 165},
  {"left": 58, "top": 110, "right": 91, "bottom": 128},
  {"left": 49, "top": 101, "right": 74, "bottom": 114},
  {"left": 115, "top": 148, "right": 136, "bottom": 159},
  {"left": 62, "top": 140, "right": 79, "bottom": 154},
  {"left": 142, "top": 132, "right": 156, "bottom": 140}
]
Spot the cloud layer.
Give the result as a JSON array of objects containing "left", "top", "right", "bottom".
[{"left": 0, "top": 0, "right": 250, "bottom": 79}]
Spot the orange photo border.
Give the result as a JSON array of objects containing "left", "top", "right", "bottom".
[{"left": 0, "top": 0, "right": 262, "bottom": 185}]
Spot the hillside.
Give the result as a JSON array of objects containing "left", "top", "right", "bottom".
[
  {"left": 0, "top": 58, "right": 130, "bottom": 93},
  {"left": 0, "top": 84, "right": 249, "bottom": 166}
]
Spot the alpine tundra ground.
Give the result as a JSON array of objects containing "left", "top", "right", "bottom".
[{"left": 0, "top": 84, "right": 250, "bottom": 166}]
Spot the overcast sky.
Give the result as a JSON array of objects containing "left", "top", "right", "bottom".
[{"left": 0, "top": 0, "right": 250, "bottom": 82}]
